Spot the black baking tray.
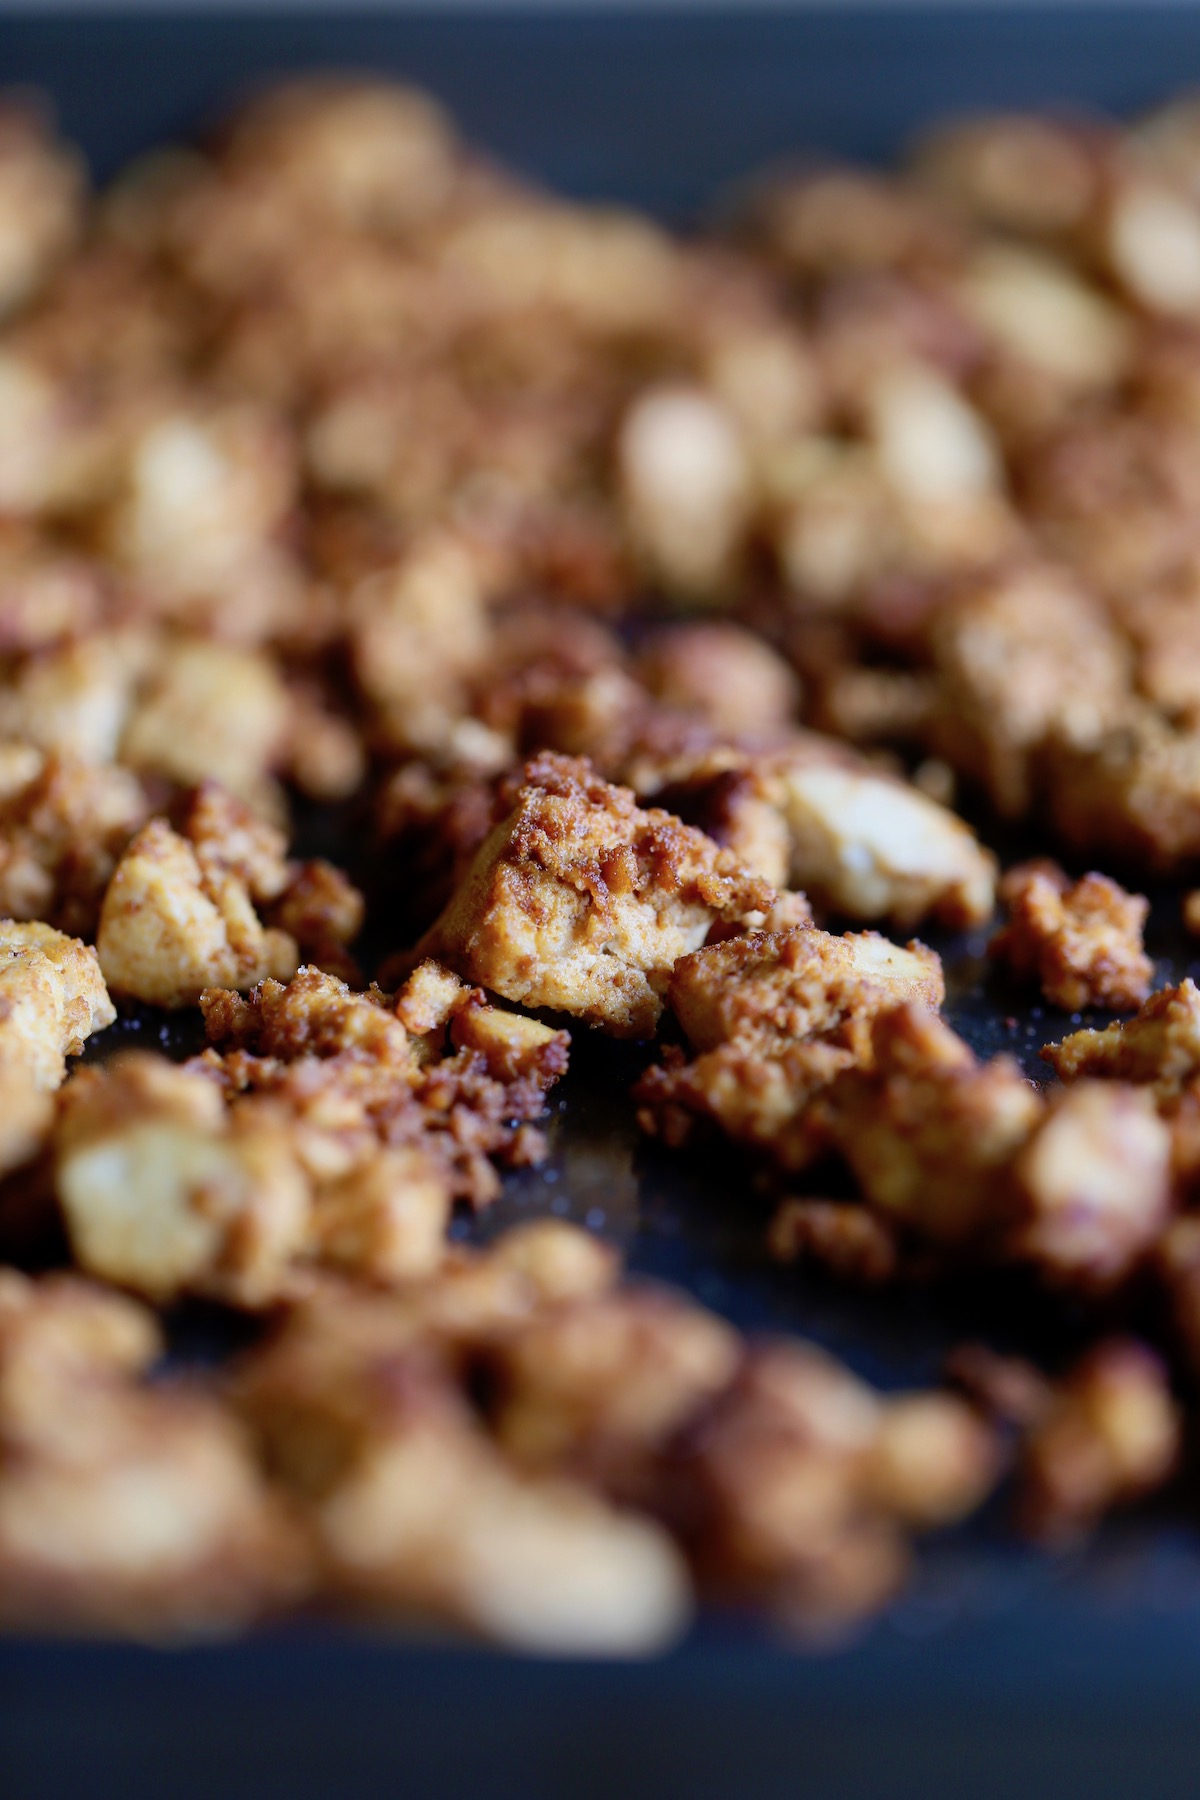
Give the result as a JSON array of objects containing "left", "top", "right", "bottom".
[{"left": 8, "top": 10, "right": 1200, "bottom": 1798}]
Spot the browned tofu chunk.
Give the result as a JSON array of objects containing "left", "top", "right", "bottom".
[
  {"left": 929, "top": 564, "right": 1131, "bottom": 818},
  {"left": 419, "top": 752, "right": 773, "bottom": 1037},
  {"left": 97, "top": 818, "right": 299, "bottom": 1008},
  {"left": 637, "top": 926, "right": 944, "bottom": 1169},
  {"left": 677, "top": 1342, "right": 997, "bottom": 1636},
  {"left": 55, "top": 1054, "right": 311, "bottom": 1307},
  {"left": 1017, "top": 1340, "right": 1180, "bottom": 1543},
  {"left": 0, "top": 918, "right": 113, "bottom": 1088},
  {"left": 990, "top": 860, "right": 1153, "bottom": 1012},
  {"left": 821, "top": 1006, "right": 1042, "bottom": 1245},
  {"left": 1011, "top": 1082, "right": 1172, "bottom": 1291},
  {"left": 1043, "top": 979, "right": 1200, "bottom": 1098},
  {"left": 1044, "top": 706, "right": 1200, "bottom": 869},
  {"left": 759, "top": 740, "right": 997, "bottom": 927}
]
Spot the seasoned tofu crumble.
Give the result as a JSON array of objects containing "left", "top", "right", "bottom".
[{"left": 2, "top": 75, "right": 1200, "bottom": 1648}]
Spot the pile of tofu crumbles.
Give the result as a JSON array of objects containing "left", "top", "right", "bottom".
[{"left": 5, "top": 79, "right": 1200, "bottom": 1648}]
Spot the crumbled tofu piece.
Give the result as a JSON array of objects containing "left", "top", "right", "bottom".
[
  {"left": 448, "top": 995, "right": 570, "bottom": 1086},
  {"left": 0, "top": 1064, "right": 53, "bottom": 1178},
  {"left": 634, "top": 623, "right": 800, "bottom": 737},
  {"left": 0, "top": 104, "right": 84, "bottom": 317},
  {"left": 822, "top": 1006, "right": 1042, "bottom": 1245},
  {"left": 749, "top": 165, "right": 949, "bottom": 278},
  {"left": 106, "top": 404, "right": 296, "bottom": 613},
  {"left": 637, "top": 926, "right": 943, "bottom": 1169},
  {"left": 486, "top": 1219, "right": 621, "bottom": 1307},
  {"left": 864, "top": 1392, "right": 1001, "bottom": 1530},
  {"left": 1043, "top": 707, "right": 1200, "bottom": 868},
  {"left": 393, "top": 957, "right": 471, "bottom": 1036},
  {"left": 618, "top": 385, "right": 751, "bottom": 599},
  {"left": 492, "top": 1285, "right": 740, "bottom": 1488},
  {"left": 955, "top": 242, "right": 1133, "bottom": 392},
  {"left": 0, "top": 743, "right": 149, "bottom": 936},
  {"left": 760, "top": 742, "right": 996, "bottom": 926},
  {"left": 1043, "top": 979, "right": 1200, "bottom": 1099},
  {"left": 96, "top": 818, "right": 298, "bottom": 1007},
  {"left": 56, "top": 1054, "right": 310, "bottom": 1306},
  {"left": 56, "top": 1025, "right": 461, "bottom": 1303},
  {"left": 0, "top": 632, "right": 146, "bottom": 765},
  {"left": 222, "top": 78, "right": 459, "bottom": 232},
  {"left": 0, "top": 918, "right": 113, "bottom": 1089},
  {"left": 929, "top": 564, "right": 1132, "bottom": 818},
  {"left": 0, "top": 1268, "right": 161, "bottom": 1398},
  {"left": 678, "top": 1342, "right": 997, "bottom": 1637},
  {"left": 626, "top": 730, "right": 993, "bottom": 928},
  {"left": 911, "top": 113, "right": 1101, "bottom": 239},
  {"left": 120, "top": 638, "right": 292, "bottom": 810},
  {"left": 767, "top": 1197, "right": 903, "bottom": 1286},
  {"left": 1105, "top": 178, "right": 1200, "bottom": 315},
  {"left": 418, "top": 753, "right": 773, "bottom": 1037},
  {"left": 321, "top": 1415, "right": 692, "bottom": 1654},
  {"left": 622, "top": 743, "right": 794, "bottom": 892},
  {"left": 1017, "top": 1340, "right": 1180, "bottom": 1543},
  {"left": 669, "top": 925, "right": 943, "bottom": 1056},
  {"left": 767, "top": 757, "right": 988, "bottom": 926},
  {"left": 182, "top": 783, "right": 363, "bottom": 977},
  {"left": 198, "top": 964, "right": 568, "bottom": 1211},
  {"left": 1010, "top": 1082, "right": 1172, "bottom": 1292},
  {"left": 866, "top": 360, "right": 1000, "bottom": 506},
  {"left": 349, "top": 535, "right": 492, "bottom": 757},
  {"left": 308, "top": 1146, "right": 451, "bottom": 1285},
  {"left": 990, "top": 860, "right": 1153, "bottom": 1012}
]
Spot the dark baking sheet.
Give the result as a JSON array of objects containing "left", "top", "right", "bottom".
[{"left": 8, "top": 10, "right": 1200, "bottom": 1798}]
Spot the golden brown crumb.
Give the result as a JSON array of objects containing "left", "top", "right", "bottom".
[
  {"left": 198, "top": 963, "right": 569, "bottom": 1211},
  {"left": 1010, "top": 1081, "right": 1172, "bottom": 1291},
  {"left": 767, "top": 1197, "right": 903, "bottom": 1285},
  {"left": 990, "top": 860, "right": 1153, "bottom": 1012},
  {"left": 96, "top": 818, "right": 299, "bottom": 1008},
  {"left": 634, "top": 623, "right": 800, "bottom": 736},
  {"left": 490, "top": 1284, "right": 740, "bottom": 1494},
  {"left": 820, "top": 1006, "right": 1041, "bottom": 1246},
  {"left": 1017, "top": 1339, "right": 1180, "bottom": 1543},
  {"left": 637, "top": 925, "right": 943, "bottom": 1168},
  {"left": 418, "top": 752, "right": 773, "bottom": 1038},
  {"left": 0, "top": 918, "right": 113, "bottom": 1088},
  {"left": 675, "top": 1342, "right": 997, "bottom": 1637},
  {"left": 1043, "top": 979, "right": 1200, "bottom": 1098}
]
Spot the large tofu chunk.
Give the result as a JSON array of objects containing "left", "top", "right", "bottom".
[{"left": 419, "top": 753, "right": 773, "bottom": 1037}]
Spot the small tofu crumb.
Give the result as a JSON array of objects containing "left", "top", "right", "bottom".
[
  {"left": 991, "top": 860, "right": 1152, "bottom": 1012},
  {"left": 0, "top": 918, "right": 114, "bottom": 1089}
]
